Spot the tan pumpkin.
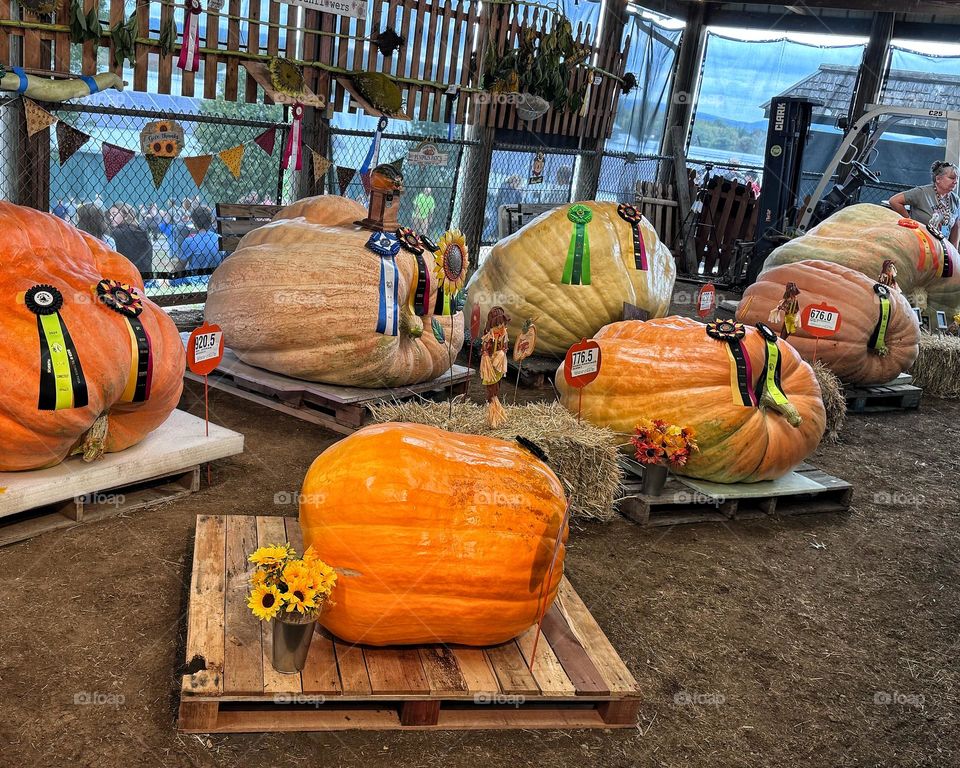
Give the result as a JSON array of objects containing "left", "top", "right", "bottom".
[
  {"left": 0, "top": 202, "right": 184, "bottom": 472},
  {"left": 465, "top": 201, "right": 675, "bottom": 356},
  {"left": 299, "top": 422, "right": 568, "bottom": 646},
  {"left": 205, "top": 196, "right": 465, "bottom": 387},
  {"left": 555, "top": 317, "right": 826, "bottom": 483},
  {"left": 763, "top": 203, "right": 960, "bottom": 320},
  {"left": 737, "top": 260, "right": 919, "bottom": 385}
]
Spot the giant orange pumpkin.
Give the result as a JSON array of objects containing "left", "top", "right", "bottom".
[
  {"left": 205, "top": 195, "right": 466, "bottom": 387},
  {"left": 0, "top": 202, "right": 185, "bottom": 472},
  {"left": 763, "top": 203, "right": 960, "bottom": 320},
  {"left": 299, "top": 422, "right": 568, "bottom": 646},
  {"left": 737, "top": 260, "right": 920, "bottom": 385},
  {"left": 555, "top": 317, "right": 826, "bottom": 483}
]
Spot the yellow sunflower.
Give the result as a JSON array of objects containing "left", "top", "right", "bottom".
[
  {"left": 433, "top": 229, "right": 469, "bottom": 295},
  {"left": 248, "top": 544, "right": 291, "bottom": 569},
  {"left": 283, "top": 579, "right": 318, "bottom": 614},
  {"left": 250, "top": 569, "right": 268, "bottom": 588},
  {"left": 310, "top": 561, "right": 338, "bottom": 597},
  {"left": 248, "top": 584, "right": 283, "bottom": 621},
  {"left": 282, "top": 560, "right": 311, "bottom": 586}
]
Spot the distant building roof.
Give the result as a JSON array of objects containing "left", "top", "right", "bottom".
[{"left": 764, "top": 64, "right": 960, "bottom": 132}]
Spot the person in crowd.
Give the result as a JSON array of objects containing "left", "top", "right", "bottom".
[
  {"left": 66, "top": 197, "right": 78, "bottom": 223},
  {"left": 888, "top": 160, "right": 960, "bottom": 248},
  {"left": 484, "top": 175, "right": 525, "bottom": 241},
  {"left": 109, "top": 203, "right": 153, "bottom": 275},
  {"left": 413, "top": 187, "right": 437, "bottom": 234},
  {"left": 76, "top": 203, "right": 116, "bottom": 250},
  {"left": 51, "top": 198, "right": 68, "bottom": 220},
  {"left": 172, "top": 205, "right": 224, "bottom": 287}
]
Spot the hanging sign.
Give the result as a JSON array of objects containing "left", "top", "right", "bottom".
[
  {"left": 697, "top": 283, "right": 716, "bottom": 318},
  {"left": 529, "top": 150, "right": 545, "bottom": 185},
  {"left": 563, "top": 339, "right": 602, "bottom": 389},
  {"left": 140, "top": 119, "right": 185, "bottom": 158},
  {"left": 283, "top": 0, "right": 366, "bottom": 19},
  {"left": 800, "top": 302, "right": 842, "bottom": 338},
  {"left": 407, "top": 141, "right": 449, "bottom": 167},
  {"left": 187, "top": 323, "right": 224, "bottom": 375}
]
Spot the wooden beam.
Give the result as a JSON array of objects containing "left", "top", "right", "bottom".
[
  {"left": 707, "top": 9, "right": 872, "bottom": 35},
  {"left": 629, "top": 0, "right": 689, "bottom": 20}
]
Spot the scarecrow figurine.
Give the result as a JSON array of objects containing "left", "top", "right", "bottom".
[
  {"left": 878, "top": 259, "right": 900, "bottom": 292},
  {"left": 768, "top": 282, "right": 801, "bottom": 339},
  {"left": 480, "top": 306, "right": 511, "bottom": 428}
]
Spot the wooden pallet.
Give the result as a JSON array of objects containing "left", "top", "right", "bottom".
[
  {"left": 180, "top": 337, "right": 472, "bottom": 435},
  {"left": 617, "top": 460, "right": 853, "bottom": 528},
  {"left": 0, "top": 410, "right": 244, "bottom": 547},
  {"left": 845, "top": 374, "right": 921, "bottom": 413},
  {"left": 179, "top": 515, "right": 642, "bottom": 733}
]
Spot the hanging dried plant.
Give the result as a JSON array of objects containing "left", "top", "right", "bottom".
[
  {"left": 159, "top": 15, "right": 177, "bottom": 58},
  {"left": 373, "top": 29, "right": 405, "bottom": 57},
  {"left": 110, "top": 13, "right": 138, "bottom": 70}
]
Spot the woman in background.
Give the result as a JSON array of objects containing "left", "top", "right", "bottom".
[
  {"left": 109, "top": 203, "right": 153, "bottom": 275},
  {"left": 888, "top": 160, "right": 960, "bottom": 248},
  {"left": 76, "top": 203, "right": 116, "bottom": 250}
]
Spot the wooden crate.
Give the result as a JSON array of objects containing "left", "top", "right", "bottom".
[
  {"left": 178, "top": 515, "right": 642, "bottom": 732},
  {"left": 0, "top": 410, "right": 244, "bottom": 546},
  {"left": 617, "top": 461, "right": 853, "bottom": 528},
  {"left": 182, "top": 338, "right": 472, "bottom": 435},
  {"left": 845, "top": 374, "right": 921, "bottom": 413}
]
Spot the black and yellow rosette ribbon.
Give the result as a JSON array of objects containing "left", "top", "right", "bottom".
[
  {"left": 561, "top": 204, "right": 593, "bottom": 286},
  {"left": 868, "top": 283, "right": 891, "bottom": 357},
  {"left": 706, "top": 320, "right": 756, "bottom": 407},
  {"left": 95, "top": 279, "right": 153, "bottom": 402},
  {"left": 22, "top": 284, "right": 89, "bottom": 411},
  {"left": 397, "top": 226, "right": 433, "bottom": 317},
  {"left": 753, "top": 322, "right": 802, "bottom": 426},
  {"left": 617, "top": 203, "right": 648, "bottom": 270}
]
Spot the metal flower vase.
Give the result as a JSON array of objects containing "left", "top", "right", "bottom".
[
  {"left": 272, "top": 611, "right": 318, "bottom": 674},
  {"left": 642, "top": 463, "right": 669, "bottom": 497}
]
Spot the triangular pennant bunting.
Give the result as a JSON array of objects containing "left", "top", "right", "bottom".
[
  {"left": 56, "top": 121, "right": 91, "bottom": 165},
  {"left": 219, "top": 144, "right": 245, "bottom": 179},
  {"left": 23, "top": 98, "right": 57, "bottom": 137},
  {"left": 145, "top": 154, "right": 174, "bottom": 189},
  {"left": 254, "top": 127, "right": 277, "bottom": 156},
  {"left": 337, "top": 166, "right": 356, "bottom": 195},
  {"left": 102, "top": 143, "right": 136, "bottom": 182},
  {"left": 183, "top": 154, "right": 213, "bottom": 188},
  {"left": 312, "top": 150, "right": 331, "bottom": 186}
]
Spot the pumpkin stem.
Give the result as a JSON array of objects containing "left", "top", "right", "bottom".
[
  {"left": 759, "top": 390, "right": 803, "bottom": 428},
  {"left": 74, "top": 413, "right": 109, "bottom": 462}
]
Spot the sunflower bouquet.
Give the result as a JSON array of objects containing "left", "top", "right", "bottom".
[
  {"left": 246, "top": 543, "right": 337, "bottom": 623},
  {"left": 631, "top": 419, "right": 698, "bottom": 467}
]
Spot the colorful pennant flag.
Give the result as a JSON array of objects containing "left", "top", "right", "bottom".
[
  {"left": 145, "top": 154, "right": 174, "bottom": 189},
  {"left": 23, "top": 98, "right": 57, "bottom": 137},
  {"left": 56, "top": 121, "right": 91, "bottom": 165},
  {"left": 254, "top": 127, "right": 277, "bottom": 156},
  {"left": 102, "top": 143, "right": 136, "bottom": 182},
  {"left": 183, "top": 154, "right": 213, "bottom": 188},
  {"left": 337, "top": 166, "right": 356, "bottom": 196},
  {"left": 219, "top": 144, "right": 245, "bottom": 179},
  {"left": 311, "top": 150, "right": 331, "bottom": 186}
]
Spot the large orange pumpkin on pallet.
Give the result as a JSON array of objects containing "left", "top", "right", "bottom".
[
  {"left": 299, "top": 422, "right": 568, "bottom": 646},
  {"left": 737, "top": 260, "right": 920, "bottom": 385},
  {"left": 555, "top": 317, "right": 826, "bottom": 484},
  {"left": 763, "top": 203, "right": 960, "bottom": 320},
  {"left": 205, "top": 195, "right": 466, "bottom": 388},
  {"left": 0, "top": 202, "right": 184, "bottom": 472}
]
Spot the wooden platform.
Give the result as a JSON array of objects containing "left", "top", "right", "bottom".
[
  {"left": 0, "top": 411, "right": 244, "bottom": 546},
  {"left": 178, "top": 515, "right": 642, "bottom": 733},
  {"left": 617, "top": 460, "right": 853, "bottom": 528},
  {"left": 180, "top": 335, "right": 472, "bottom": 435},
  {"left": 845, "top": 373, "right": 922, "bottom": 413}
]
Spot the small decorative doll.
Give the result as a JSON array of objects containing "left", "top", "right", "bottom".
[
  {"left": 767, "top": 282, "right": 801, "bottom": 339},
  {"left": 878, "top": 259, "right": 900, "bottom": 293},
  {"left": 480, "top": 306, "right": 510, "bottom": 428}
]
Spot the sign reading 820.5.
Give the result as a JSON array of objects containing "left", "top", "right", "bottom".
[
  {"left": 187, "top": 323, "right": 225, "bottom": 375},
  {"left": 193, "top": 331, "right": 222, "bottom": 363}
]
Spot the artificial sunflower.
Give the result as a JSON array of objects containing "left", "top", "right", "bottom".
[
  {"left": 433, "top": 229, "right": 469, "bottom": 295},
  {"left": 283, "top": 579, "right": 318, "bottom": 614},
  {"left": 248, "top": 584, "right": 283, "bottom": 621},
  {"left": 269, "top": 56, "right": 305, "bottom": 98},
  {"left": 282, "top": 560, "right": 311, "bottom": 586},
  {"left": 248, "top": 543, "right": 291, "bottom": 569},
  {"left": 249, "top": 569, "right": 268, "bottom": 588}
]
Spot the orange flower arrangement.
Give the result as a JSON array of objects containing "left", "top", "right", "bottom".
[{"left": 631, "top": 419, "right": 699, "bottom": 467}]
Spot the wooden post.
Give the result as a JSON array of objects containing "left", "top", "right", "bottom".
[
  {"left": 574, "top": 150, "right": 603, "bottom": 202},
  {"left": 457, "top": 122, "right": 495, "bottom": 258},
  {"left": 658, "top": 0, "right": 707, "bottom": 185},
  {"left": 839, "top": 11, "right": 895, "bottom": 180},
  {"left": 670, "top": 126, "right": 698, "bottom": 275}
]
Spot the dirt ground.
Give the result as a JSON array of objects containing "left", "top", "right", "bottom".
[{"left": 2, "top": 284, "right": 959, "bottom": 768}]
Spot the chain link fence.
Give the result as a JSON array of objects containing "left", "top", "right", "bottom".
[{"left": 0, "top": 95, "right": 295, "bottom": 306}]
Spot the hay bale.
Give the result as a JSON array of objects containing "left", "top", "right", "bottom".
[
  {"left": 368, "top": 399, "right": 622, "bottom": 522},
  {"left": 813, "top": 360, "right": 846, "bottom": 442},
  {"left": 911, "top": 333, "right": 960, "bottom": 399}
]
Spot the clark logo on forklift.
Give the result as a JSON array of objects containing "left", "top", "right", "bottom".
[{"left": 770, "top": 145, "right": 783, "bottom": 157}]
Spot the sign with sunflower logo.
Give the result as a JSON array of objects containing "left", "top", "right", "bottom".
[{"left": 433, "top": 230, "right": 469, "bottom": 316}]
